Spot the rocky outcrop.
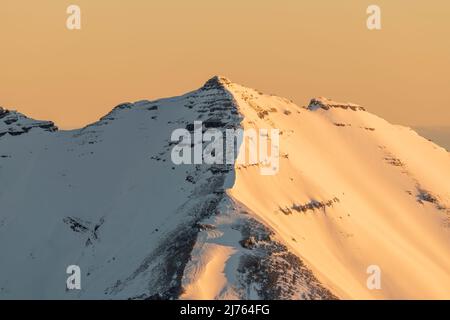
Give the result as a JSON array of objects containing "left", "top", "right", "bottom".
[
  {"left": 308, "top": 97, "right": 365, "bottom": 111},
  {"left": 0, "top": 108, "right": 57, "bottom": 138},
  {"left": 237, "top": 218, "right": 338, "bottom": 300}
]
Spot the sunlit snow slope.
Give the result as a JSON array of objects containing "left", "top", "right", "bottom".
[
  {"left": 222, "top": 78, "right": 450, "bottom": 299},
  {"left": 0, "top": 77, "right": 449, "bottom": 299}
]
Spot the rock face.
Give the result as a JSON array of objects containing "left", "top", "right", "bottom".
[
  {"left": 0, "top": 108, "right": 57, "bottom": 138},
  {"left": 236, "top": 217, "right": 338, "bottom": 300},
  {"left": 308, "top": 97, "right": 366, "bottom": 111},
  {"left": 0, "top": 77, "right": 449, "bottom": 300}
]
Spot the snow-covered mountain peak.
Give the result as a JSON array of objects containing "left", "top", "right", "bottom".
[
  {"left": 1, "top": 79, "right": 449, "bottom": 300},
  {"left": 308, "top": 97, "right": 365, "bottom": 111},
  {"left": 202, "top": 75, "right": 233, "bottom": 90},
  {"left": 0, "top": 107, "right": 57, "bottom": 138}
]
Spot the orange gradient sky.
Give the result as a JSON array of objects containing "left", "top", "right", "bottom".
[{"left": 1, "top": 0, "right": 449, "bottom": 129}]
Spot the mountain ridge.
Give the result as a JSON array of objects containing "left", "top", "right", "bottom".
[
  {"left": 0, "top": 77, "right": 449, "bottom": 299},
  {"left": 2, "top": 75, "right": 447, "bottom": 155}
]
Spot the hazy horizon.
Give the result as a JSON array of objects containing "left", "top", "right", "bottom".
[
  {"left": 414, "top": 126, "right": 450, "bottom": 151},
  {"left": 2, "top": 0, "right": 450, "bottom": 130}
]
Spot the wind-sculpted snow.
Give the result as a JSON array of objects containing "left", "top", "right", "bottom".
[
  {"left": 0, "top": 76, "right": 449, "bottom": 299},
  {"left": 180, "top": 198, "right": 337, "bottom": 300}
]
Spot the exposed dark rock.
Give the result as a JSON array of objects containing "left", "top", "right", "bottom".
[
  {"left": 237, "top": 218, "right": 338, "bottom": 300},
  {"left": 115, "top": 103, "right": 133, "bottom": 110},
  {"left": 63, "top": 217, "right": 90, "bottom": 233},
  {"left": 283, "top": 197, "right": 340, "bottom": 215},
  {"left": 308, "top": 97, "right": 365, "bottom": 111},
  {"left": 416, "top": 187, "right": 447, "bottom": 211},
  {"left": 384, "top": 157, "right": 404, "bottom": 167},
  {"left": 0, "top": 109, "right": 58, "bottom": 137}
]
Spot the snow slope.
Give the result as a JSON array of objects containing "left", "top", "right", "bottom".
[
  {"left": 223, "top": 78, "right": 450, "bottom": 299},
  {"left": 0, "top": 77, "right": 449, "bottom": 299}
]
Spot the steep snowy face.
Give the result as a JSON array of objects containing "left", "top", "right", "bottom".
[
  {"left": 0, "top": 77, "right": 337, "bottom": 300},
  {"left": 221, "top": 81, "right": 450, "bottom": 299},
  {"left": 0, "top": 78, "right": 244, "bottom": 299},
  {"left": 1, "top": 77, "right": 449, "bottom": 300}
]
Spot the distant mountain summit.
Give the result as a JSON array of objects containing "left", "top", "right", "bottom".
[
  {"left": 0, "top": 77, "right": 449, "bottom": 299},
  {"left": 0, "top": 107, "right": 57, "bottom": 138}
]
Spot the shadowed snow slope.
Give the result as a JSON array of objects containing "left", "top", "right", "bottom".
[{"left": 0, "top": 76, "right": 449, "bottom": 299}]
